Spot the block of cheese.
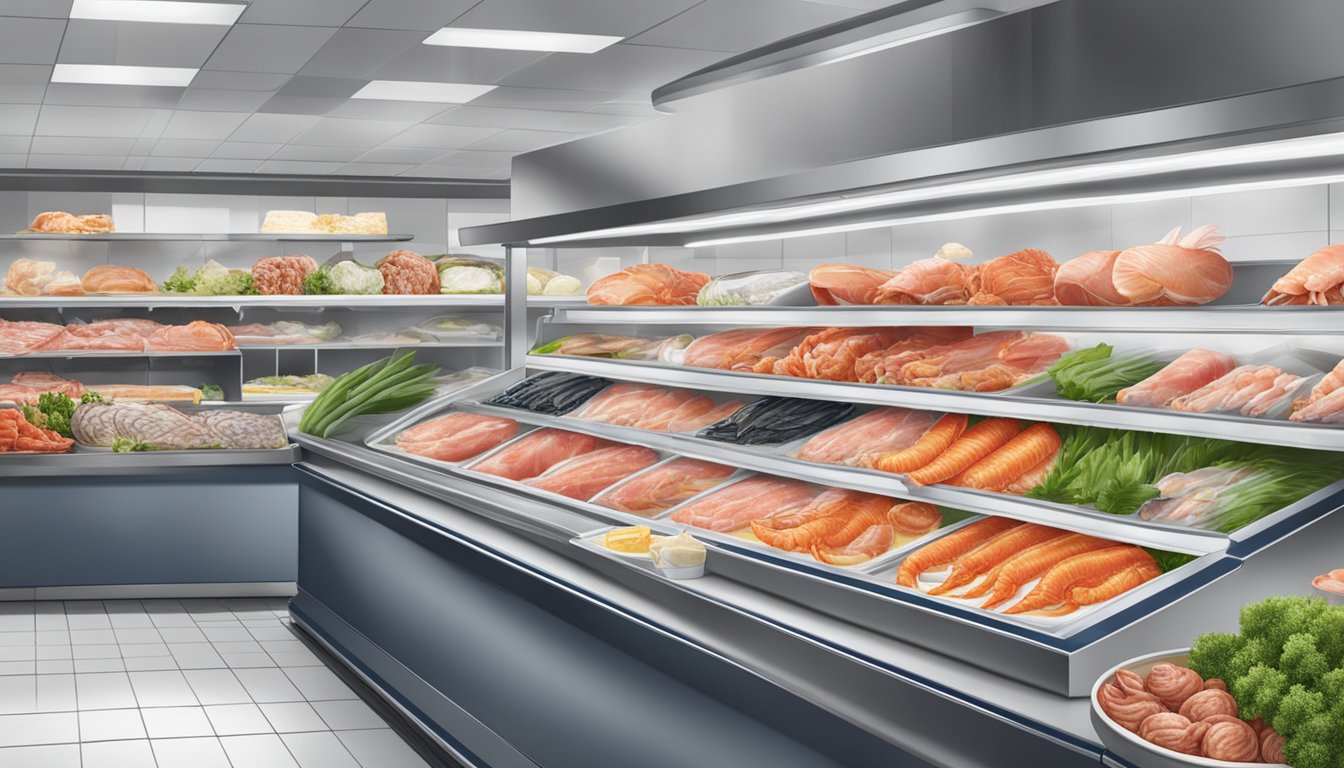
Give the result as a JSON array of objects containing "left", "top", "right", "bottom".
[
  {"left": 317, "top": 212, "right": 388, "bottom": 234},
  {"left": 348, "top": 211, "right": 387, "bottom": 235},
  {"left": 261, "top": 210, "right": 319, "bottom": 233}
]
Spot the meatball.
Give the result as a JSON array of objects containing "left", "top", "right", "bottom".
[
  {"left": 252, "top": 255, "right": 318, "bottom": 295},
  {"left": 378, "top": 250, "right": 440, "bottom": 295}
]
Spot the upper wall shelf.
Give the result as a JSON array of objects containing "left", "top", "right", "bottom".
[
  {"left": 0, "top": 295, "right": 570, "bottom": 309},
  {"left": 0, "top": 233, "right": 414, "bottom": 242}
]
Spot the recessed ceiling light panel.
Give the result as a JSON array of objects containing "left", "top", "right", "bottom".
[
  {"left": 423, "top": 26, "right": 622, "bottom": 54},
  {"left": 51, "top": 63, "right": 198, "bottom": 87},
  {"left": 351, "top": 80, "right": 497, "bottom": 104},
  {"left": 70, "top": 0, "right": 245, "bottom": 25}
]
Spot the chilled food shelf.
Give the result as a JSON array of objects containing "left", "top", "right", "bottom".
[
  {"left": 0, "top": 442, "right": 300, "bottom": 477},
  {"left": 0, "top": 294, "right": 519, "bottom": 309},
  {"left": 0, "top": 233, "right": 413, "bottom": 242},
  {"left": 526, "top": 355, "right": 1344, "bottom": 452},
  {"left": 545, "top": 303, "right": 1344, "bottom": 334},
  {"left": 2, "top": 349, "right": 240, "bottom": 360}
]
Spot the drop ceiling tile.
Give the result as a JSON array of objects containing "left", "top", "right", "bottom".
[
  {"left": 269, "top": 144, "right": 365, "bottom": 162},
  {"left": 548, "top": 111, "right": 654, "bottom": 133},
  {"left": 42, "top": 83, "right": 186, "bottom": 108},
  {"left": 0, "top": 135, "right": 29, "bottom": 153},
  {"left": 465, "top": 128, "right": 574, "bottom": 152},
  {"left": 0, "top": 104, "right": 39, "bottom": 134},
  {"left": 151, "top": 138, "right": 221, "bottom": 157},
  {"left": 585, "top": 100, "right": 660, "bottom": 116},
  {"left": 500, "top": 43, "right": 722, "bottom": 93},
  {"left": 0, "top": 17, "right": 66, "bottom": 64},
  {"left": 427, "top": 106, "right": 575, "bottom": 130},
  {"left": 337, "top": 162, "right": 416, "bottom": 176},
  {"left": 142, "top": 156, "right": 201, "bottom": 171},
  {"left": 468, "top": 86, "right": 619, "bottom": 112},
  {"left": 255, "top": 95, "right": 349, "bottom": 114},
  {"left": 28, "top": 154, "right": 127, "bottom": 170},
  {"left": 802, "top": 0, "right": 899, "bottom": 8},
  {"left": 191, "top": 71, "right": 293, "bottom": 92},
  {"left": 324, "top": 99, "right": 449, "bottom": 122},
  {"left": 176, "top": 89, "right": 276, "bottom": 112},
  {"left": 37, "top": 105, "right": 159, "bottom": 138},
  {"left": 294, "top": 117, "right": 411, "bottom": 147},
  {"left": 297, "top": 28, "right": 424, "bottom": 78},
  {"left": 406, "top": 163, "right": 509, "bottom": 180},
  {"left": 239, "top": 0, "right": 368, "bottom": 26},
  {"left": 628, "top": 0, "right": 856, "bottom": 53},
  {"left": 122, "top": 155, "right": 146, "bottom": 170},
  {"left": 204, "top": 24, "right": 340, "bottom": 74},
  {"left": 384, "top": 123, "right": 500, "bottom": 149},
  {"left": 256, "top": 159, "right": 345, "bottom": 175},
  {"left": 273, "top": 76, "right": 365, "bottom": 98},
  {"left": 162, "top": 111, "right": 251, "bottom": 140},
  {"left": 58, "top": 19, "right": 230, "bottom": 67},
  {"left": 196, "top": 158, "right": 264, "bottom": 173},
  {"left": 346, "top": 0, "right": 477, "bottom": 31},
  {"left": 0, "top": 64, "right": 49, "bottom": 103},
  {"left": 370, "top": 46, "right": 548, "bottom": 85},
  {"left": 450, "top": 0, "right": 702, "bottom": 36},
  {"left": 0, "top": 1, "right": 72, "bottom": 18},
  {"left": 30, "top": 136, "right": 137, "bottom": 155},
  {"left": 211, "top": 142, "right": 282, "bottom": 160},
  {"left": 228, "top": 113, "right": 319, "bottom": 143},
  {"left": 0, "top": 152, "right": 25, "bottom": 167},
  {"left": 433, "top": 149, "right": 512, "bottom": 169},
  {"left": 353, "top": 146, "right": 445, "bottom": 164}
]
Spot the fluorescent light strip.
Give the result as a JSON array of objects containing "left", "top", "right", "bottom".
[
  {"left": 683, "top": 172, "right": 1344, "bottom": 249},
  {"left": 70, "top": 0, "right": 245, "bottom": 25},
  {"left": 424, "top": 26, "right": 622, "bottom": 54},
  {"left": 351, "top": 80, "right": 496, "bottom": 103},
  {"left": 529, "top": 132, "right": 1344, "bottom": 245},
  {"left": 821, "top": 10, "right": 1003, "bottom": 67},
  {"left": 51, "top": 63, "right": 197, "bottom": 87}
]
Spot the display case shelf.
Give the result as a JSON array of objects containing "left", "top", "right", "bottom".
[
  {"left": 0, "top": 443, "right": 300, "bottom": 477},
  {"left": 0, "top": 233, "right": 413, "bottom": 242},
  {"left": 0, "top": 294, "right": 511, "bottom": 309}
]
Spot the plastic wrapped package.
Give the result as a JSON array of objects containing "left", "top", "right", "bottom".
[{"left": 695, "top": 270, "right": 808, "bottom": 306}]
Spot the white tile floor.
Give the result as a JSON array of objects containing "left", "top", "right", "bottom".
[{"left": 0, "top": 599, "right": 435, "bottom": 768}]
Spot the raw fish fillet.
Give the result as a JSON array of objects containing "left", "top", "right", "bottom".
[
  {"left": 0, "top": 320, "right": 65, "bottom": 355},
  {"left": 768, "top": 327, "right": 911, "bottom": 382},
  {"left": 1053, "top": 251, "right": 1128, "bottom": 306},
  {"left": 568, "top": 383, "right": 741, "bottom": 433},
  {"left": 396, "top": 412, "right": 519, "bottom": 462},
  {"left": 144, "top": 321, "right": 236, "bottom": 352},
  {"left": 1169, "top": 365, "right": 1279, "bottom": 412},
  {"left": 808, "top": 263, "right": 898, "bottom": 305},
  {"left": 594, "top": 458, "right": 736, "bottom": 515},
  {"left": 796, "top": 407, "right": 938, "bottom": 466},
  {"left": 0, "top": 372, "right": 84, "bottom": 403},
  {"left": 876, "top": 258, "right": 971, "bottom": 305},
  {"left": 468, "top": 428, "right": 615, "bottom": 481},
  {"left": 586, "top": 264, "right": 709, "bottom": 306},
  {"left": 966, "top": 249, "right": 1059, "bottom": 305},
  {"left": 1116, "top": 348, "right": 1237, "bottom": 408},
  {"left": 80, "top": 265, "right": 157, "bottom": 293},
  {"left": 681, "top": 327, "right": 817, "bottom": 372},
  {"left": 854, "top": 327, "right": 974, "bottom": 383},
  {"left": 670, "top": 475, "right": 822, "bottom": 533},
  {"left": 1110, "top": 225, "right": 1232, "bottom": 306},
  {"left": 523, "top": 444, "right": 660, "bottom": 500},
  {"left": 881, "top": 331, "right": 1068, "bottom": 391}
]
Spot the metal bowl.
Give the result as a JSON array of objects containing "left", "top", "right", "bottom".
[{"left": 1090, "top": 648, "right": 1286, "bottom": 768}]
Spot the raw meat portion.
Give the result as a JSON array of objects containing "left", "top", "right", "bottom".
[
  {"left": 378, "top": 250, "right": 440, "bottom": 295},
  {"left": 808, "top": 263, "right": 898, "bottom": 305},
  {"left": 1169, "top": 365, "right": 1283, "bottom": 413},
  {"left": 877, "top": 331, "right": 1068, "bottom": 391},
  {"left": 1054, "top": 250, "right": 1128, "bottom": 306},
  {"left": 670, "top": 475, "right": 823, "bottom": 533},
  {"left": 1110, "top": 225, "right": 1232, "bottom": 306},
  {"left": 1291, "top": 358, "right": 1344, "bottom": 422},
  {"left": 877, "top": 258, "right": 971, "bottom": 304},
  {"left": 1262, "top": 244, "right": 1344, "bottom": 305},
  {"left": 569, "top": 383, "right": 742, "bottom": 433},
  {"left": 854, "top": 327, "right": 974, "bottom": 383},
  {"left": 586, "top": 264, "right": 709, "bottom": 306},
  {"left": 395, "top": 412, "right": 518, "bottom": 462},
  {"left": 468, "top": 428, "right": 616, "bottom": 481},
  {"left": 144, "top": 321, "right": 236, "bottom": 351},
  {"left": 796, "top": 407, "right": 938, "bottom": 466},
  {"left": 194, "top": 411, "right": 288, "bottom": 449},
  {"left": 697, "top": 396, "right": 853, "bottom": 445},
  {"left": 0, "top": 371, "right": 84, "bottom": 403},
  {"left": 5, "top": 259, "right": 56, "bottom": 296},
  {"left": 72, "top": 402, "right": 285, "bottom": 450},
  {"left": 484, "top": 373, "right": 609, "bottom": 415},
  {"left": 1137, "top": 467, "right": 1255, "bottom": 524},
  {"left": 594, "top": 458, "right": 736, "bottom": 515},
  {"left": 251, "top": 255, "right": 317, "bottom": 295},
  {"left": 37, "top": 319, "right": 160, "bottom": 352},
  {"left": 22, "top": 212, "right": 114, "bottom": 234},
  {"left": 767, "top": 327, "right": 911, "bottom": 381},
  {"left": 81, "top": 265, "right": 157, "bottom": 293},
  {"left": 0, "top": 320, "right": 65, "bottom": 354},
  {"left": 966, "top": 249, "right": 1059, "bottom": 305},
  {"left": 0, "top": 407, "right": 73, "bottom": 452},
  {"left": 44, "top": 271, "right": 85, "bottom": 296},
  {"left": 523, "top": 444, "right": 660, "bottom": 500},
  {"left": 681, "top": 327, "right": 817, "bottom": 372},
  {"left": 1117, "top": 349, "right": 1238, "bottom": 408}
]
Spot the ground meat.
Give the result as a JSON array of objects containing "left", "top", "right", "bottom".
[
  {"left": 252, "top": 255, "right": 318, "bottom": 295},
  {"left": 378, "top": 250, "right": 440, "bottom": 295}
]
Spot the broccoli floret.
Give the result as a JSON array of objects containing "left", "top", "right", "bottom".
[
  {"left": 302, "top": 268, "right": 333, "bottom": 295},
  {"left": 1228, "top": 637, "right": 1277, "bottom": 680},
  {"left": 1283, "top": 712, "right": 1344, "bottom": 768},
  {"left": 1240, "top": 595, "right": 1327, "bottom": 649},
  {"left": 1234, "top": 663, "right": 1289, "bottom": 722},
  {"left": 198, "top": 383, "right": 225, "bottom": 401},
  {"left": 29, "top": 392, "right": 76, "bottom": 438},
  {"left": 1188, "top": 631, "right": 1244, "bottom": 682},
  {"left": 195, "top": 270, "right": 256, "bottom": 296},
  {"left": 1273, "top": 683, "right": 1326, "bottom": 736},
  {"left": 162, "top": 265, "right": 196, "bottom": 293},
  {"left": 1308, "top": 607, "right": 1344, "bottom": 668},
  {"left": 1320, "top": 668, "right": 1344, "bottom": 701},
  {"left": 1280, "top": 633, "right": 1331, "bottom": 686},
  {"left": 79, "top": 391, "right": 102, "bottom": 405}
]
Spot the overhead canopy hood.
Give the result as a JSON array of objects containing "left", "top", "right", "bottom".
[{"left": 461, "top": 0, "right": 1344, "bottom": 248}]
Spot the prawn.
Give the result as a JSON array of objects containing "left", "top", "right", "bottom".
[
  {"left": 895, "top": 517, "right": 1019, "bottom": 588},
  {"left": 906, "top": 418, "right": 1021, "bottom": 486},
  {"left": 953, "top": 424, "right": 1060, "bottom": 492},
  {"left": 1002, "top": 546, "right": 1156, "bottom": 614},
  {"left": 926, "top": 524, "right": 1067, "bottom": 596},
  {"left": 867, "top": 413, "right": 966, "bottom": 474}
]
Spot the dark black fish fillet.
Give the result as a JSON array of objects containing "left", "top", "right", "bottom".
[
  {"left": 484, "top": 372, "right": 610, "bottom": 416},
  {"left": 696, "top": 397, "right": 854, "bottom": 445}
]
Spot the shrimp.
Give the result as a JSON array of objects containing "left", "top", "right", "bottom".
[
  {"left": 895, "top": 517, "right": 1020, "bottom": 587},
  {"left": 952, "top": 424, "right": 1061, "bottom": 492},
  {"left": 867, "top": 413, "right": 967, "bottom": 474},
  {"left": 1262, "top": 244, "right": 1344, "bottom": 305},
  {"left": 1068, "top": 562, "right": 1161, "bottom": 606},
  {"left": 1002, "top": 546, "right": 1156, "bottom": 614},
  {"left": 887, "top": 502, "right": 942, "bottom": 537},
  {"left": 926, "top": 524, "right": 1067, "bottom": 596},
  {"left": 812, "top": 524, "right": 895, "bottom": 566},
  {"left": 970, "top": 532, "right": 1114, "bottom": 605},
  {"left": 906, "top": 418, "right": 1021, "bottom": 486},
  {"left": 750, "top": 514, "right": 852, "bottom": 552}
]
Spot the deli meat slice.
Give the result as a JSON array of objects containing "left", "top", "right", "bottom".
[
  {"left": 195, "top": 411, "right": 287, "bottom": 449},
  {"left": 0, "top": 320, "right": 65, "bottom": 355}
]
